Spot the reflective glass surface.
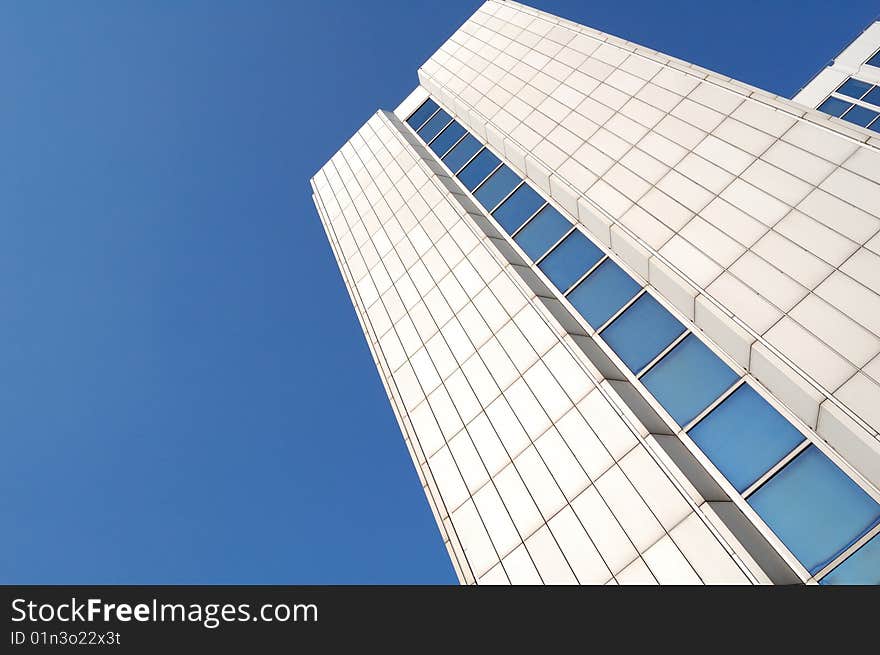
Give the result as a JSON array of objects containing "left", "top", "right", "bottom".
[
  {"left": 429, "top": 121, "right": 466, "bottom": 157},
  {"left": 865, "top": 86, "right": 880, "bottom": 106},
  {"left": 474, "top": 165, "right": 521, "bottom": 212},
  {"left": 820, "top": 533, "right": 880, "bottom": 585},
  {"left": 406, "top": 99, "right": 439, "bottom": 130},
  {"left": 492, "top": 184, "right": 545, "bottom": 234},
  {"left": 641, "top": 334, "right": 739, "bottom": 426},
  {"left": 843, "top": 104, "right": 879, "bottom": 127},
  {"left": 513, "top": 205, "right": 572, "bottom": 260},
  {"left": 748, "top": 445, "right": 880, "bottom": 574},
  {"left": 417, "top": 109, "right": 452, "bottom": 142},
  {"left": 566, "top": 259, "right": 641, "bottom": 329},
  {"left": 601, "top": 294, "right": 685, "bottom": 373},
  {"left": 689, "top": 384, "right": 804, "bottom": 492},
  {"left": 837, "top": 78, "right": 872, "bottom": 99},
  {"left": 818, "top": 97, "right": 852, "bottom": 117},
  {"left": 538, "top": 230, "right": 603, "bottom": 292},
  {"left": 442, "top": 135, "right": 482, "bottom": 174},
  {"left": 867, "top": 49, "right": 880, "bottom": 67},
  {"left": 457, "top": 148, "right": 501, "bottom": 190}
]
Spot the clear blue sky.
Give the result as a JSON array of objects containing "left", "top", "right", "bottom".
[{"left": 0, "top": 1, "right": 876, "bottom": 584}]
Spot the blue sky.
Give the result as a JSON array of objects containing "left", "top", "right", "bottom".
[{"left": 0, "top": 1, "right": 876, "bottom": 584}]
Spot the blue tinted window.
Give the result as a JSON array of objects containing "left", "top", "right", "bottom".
[
  {"left": 689, "top": 385, "right": 804, "bottom": 492},
  {"left": 820, "top": 533, "right": 880, "bottom": 585},
  {"left": 492, "top": 184, "right": 545, "bottom": 234},
  {"left": 567, "top": 260, "right": 640, "bottom": 329},
  {"left": 749, "top": 445, "right": 880, "bottom": 574},
  {"left": 442, "top": 135, "right": 482, "bottom": 174},
  {"left": 429, "top": 121, "right": 466, "bottom": 157},
  {"left": 865, "top": 86, "right": 880, "bottom": 106},
  {"left": 870, "top": 50, "right": 880, "bottom": 67},
  {"left": 406, "top": 99, "right": 439, "bottom": 130},
  {"left": 818, "top": 97, "right": 852, "bottom": 117},
  {"left": 601, "top": 294, "right": 685, "bottom": 373},
  {"left": 641, "top": 334, "right": 738, "bottom": 426},
  {"left": 843, "top": 104, "right": 879, "bottom": 127},
  {"left": 457, "top": 148, "right": 501, "bottom": 190},
  {"left": 538, "top": 230, "right": 603, "bottom": 291},
  {"left": 837, "top": 78, "right": 872, "bottom": 99},
  {"left": 474, "top": 165, "right": 521, "bottom": 212},
  {"left": 871, "top": 120, "right": 880, "bottom": 133},
  {"left": 513, "top": 205, "right": 571, "bottom": 260},
  {"left": 417, "top": 109, "right": 451, "bottom": 142}
]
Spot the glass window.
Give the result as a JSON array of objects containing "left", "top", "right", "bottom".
[
  {"left": 836, "top": 77, "right": 872, "bottom": 99},
  {"left": 868, "top": 49, "right": 880, "bottom": 68},
  {"left": 429, "top": 121, "right": 466, "bottom": 158},
  {"left": 842, "top": 104, "right": 879, "bottom": 127},
  {"left": 492, "top": 184, "right": 545, "bottom": 234},
  {"left": 820, "top": 533, "right": 880, "bottom": 585},
  {"left": 406, "top": 99, "right": 439, "bottom": 131},
  {"left": 689, "top": 384, "right": 804, "bottom": 492},
  {"left": 640, "top": 334, "right": 739, "bottom": 426},
  {"left": 442, "top": 134, "right": 482, "bottom": 174},
  {"left": 865, "top": 86, "right": 880, "bottom": 107},
  {"left": 818, "top": 96, "right": 852, "bottom": 117},
  {"left": 566, "top": 259, "right": 641, "bottom": 329},
  {"left": 748, "top": 445, "right": 880, "bottom": 575},
  {"left": 473, "top": 165, "right": 521, "bottom": 212},
  {"left": 601, "top": 294, "right": 685, "bottom": 373},
  {"left": 512, "top": 204, "right": 572, "bottom": 261},
  {"left": 457, "top": 148, "right": 501, "bottom": 191},
  {"left": 538, "top": 230, "right": 603, "bottom": 292},
  {"left": 417, "top": 109, "right": 452, "bottom": 143},
  {"left": 871, "top": 120, "right": 880, "bottom": 133}
]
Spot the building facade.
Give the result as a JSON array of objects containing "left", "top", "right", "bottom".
[
  {"left": 311, "top": 1, "right": 880, "bottom": 584},
  {"left": 794, "top": 19, "right": 880, "bottom": 131}
]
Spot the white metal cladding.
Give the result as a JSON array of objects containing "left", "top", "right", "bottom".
[
  {"left": 311, "top": 0, "right": 880, "bottom": 584},
  {"left": 415, "top": 0, "right": 880, "bottom": 494},
  {"left": 311, "top": 110, "right": 758, "bottom": 585}
]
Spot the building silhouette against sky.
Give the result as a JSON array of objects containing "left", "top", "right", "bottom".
[{"left": 311, "top": 1, "right": 880, "bottom": 584}]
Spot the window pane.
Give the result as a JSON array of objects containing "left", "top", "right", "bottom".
[
  {"left": 818, "top": 97, "right": 852, "bottom": 117},
  {"left": 748, "top": 445, "right": 880, "bottom": 574},
  {"left": 513, "top": 205, "right": 571, "bottom": 260},
  {"left": 689, "top": 384, "right": 804, "bottom": 492},
  {"left": 843, "top": 104, "right": 879, "bottom": 127},
  {"left": 538, "top": 230, "right": 603, "bottom": 291},
  {"left": 406, "top": 99, "right": 439, "bottom": 130},
  {"left": 492, "top": 184, "right": 545, "bottom": 234},
  {"left": 836, "top": 77, "right": 872, "bottom": 99},
  {"left": 442, "top": 134, "right": 482, "bottom": 174},
  {"left": 457, "top": 148, "right": 500, "bottom": 190},
  {"left": 641, "top": 334, "right": 739, "bottom": 426},
  {"left": 865, "top": 87, "right": 880, "bottom": 107},
  {"left": 867, "top": 50, "right": 880, "bottom": 67},
  {"left": 601, "top": 294, "right": 685, "bottom": 373},
  {"left": 417, "top": 109, "right": 452, "bottom": 142},
  {"left": 820, "top": 533, "right": 880, "bottom": 585},
  {"left": 429, "top": 121, "right": 466, "bottom": 157},
  {"left": 473, "top": 165, "right": 521, "bottom": 212},
  {"left": 566, "top": 259, "right": 640, "bottom": 329},
  {"left": 871, "top": 120, "right": 880, "bottom": 133}
]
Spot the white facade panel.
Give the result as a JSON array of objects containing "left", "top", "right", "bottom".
[{"left": 416, "top": 1, "right": 880, "bottom": 485}]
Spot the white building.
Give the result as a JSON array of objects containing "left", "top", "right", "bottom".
[
  {"left": 794, "top": 19, "right": 880, "bottom": 131},
  {"left": 311, "top": 1, "right": 880, "bottom": 584}
]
